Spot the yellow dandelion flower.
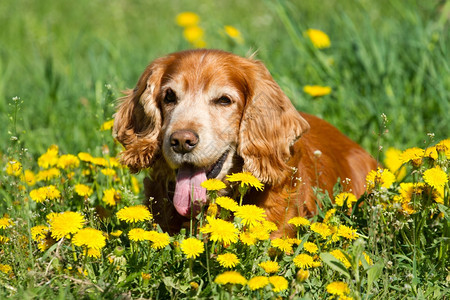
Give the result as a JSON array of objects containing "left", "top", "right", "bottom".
[
  {"left": 234, "top": 204, "right": 267, "bottom": 227},
  {"left": 329, "top": 225, "right": 340, "bottom": 243},
  {"left": 360, "top": 252, "right": 373, "bottom": 266},
  {"left": 85, "top": 247, "right": 101, "bottom": 258},
  {"left": 108, "top": 157, "right": 120, "bottom": 168},
  {"left": 293, "top": 253, "right": 315, "bottom": 269},
  {"left": 91, "top": 157, "right": 108, "bottom": 167},
  {"left": 0, "top": 264, "right": 12, "bottom": 274},
  {"left": 261, "top": 220, "right": 278, "bottom": 233},
  {"left": 147, "top": 231, "right": 170, "bottom": 250},
  {"left": 335, "top": 192, "right": 357, "bottom": 208},
  {"left": 217, "top": 253, "right": 239, "bottom": 268},
  {"left": 224, "top": 25, "right": 244, "bottom": 44},
  {"left": 176, "top": 12, "right": 200, "bottom": 27},
  {"left": 269, "top": 275, "right": 289, "bottom": 292},
  {"left": 0, "top": 217, "right": 13, "bottom": 229},
  {"left": 100, "top": 119, "right": 114, "bottom": 131},
  {"left": 57, "top": 154, "right": 80, "bottom": 169},
  {"left": 101, "top": 168, "right": 116, "bottom": 176},
  {"left": 288, "top": 216, "right": 310, "bottom": 227},
  {"left": 189, "top": 281, "right": 199, "bottom": 290},
  {"left": 399, "top": 182, "right": 424, "bottom": 201},
  {"left": 6, "top": 159, "right": 22, "bottom": 176},
  {"left": 201, "top": 178, "right": 226, "bottom": 191},
  {"left": 0, "top": 235, "right": 10, "bottom": 244},
  {"left": 303, "top": 242, "right": 318, "bottom": 254},
  {"left": 110, "top": 230, "right": 122, "bottom": 237},
  {"left": 248, "top": 276, "right": 269, "bottom": 290},
  {"left": 303, "top": 85, "right": 332, "bottom": 97},
  {"left": 78, "top": 152, "right": 94, "bottom": 163},
  {"left": 207, "top": 203, "right": 218, "bottom": 217},
  {"left": 258, "top": 261, "right": 280, "bottom": 274},
  {"left": 401, "top": 147, "right": 424, "bottom": 166},
  {"left": 31, "top": 225, "right": 49, "bottom": 241},
  {"left": 30, "top": 185, "right": 61, "bottom": 203},
  {"left": 38, "top": 145, "right": 59, "bottom": 169},
  {"left": 326, "top": 281, "right": 350, "bottom": 296},
  {"left": 200, "top": 216, "right": 239, "bottom": 245},
  {"left": 180, "top": 237, "right": 204, "bottom": 259},
  {"left": 296, "top": 269, "right": 310, "bottom": 282},
  {"left": 72, "top": 227, "right": 106, "bottom": 250},
  {"left": 323, "top": 208, "right": 336, "bottom": 223},
  {"left": 74, "top": 184, "right": 93, "bottom": 197},
  {"left": 436, "top": 139, "right": 450, "bottom": 156},
  {"left": 305, "top": 28, "right": 331, "bottom": 49},
  {"left": 431, "top": 185, "right": 445, "bottom": 204},
  {"left": 22, "top": 170, "right": 36, "bottom": 186},
  {"left": 226, "top": 172, "right": 264, "bottom": 191},
  {"left": 337, "top": 225, "right": 358, "bottom": 240},
  {"left": 128, "top": 228, "right": 150, "bottom": 242},
  {"left": 310, "top": 222, "right": 332, "bottom": 239},
  {"left": 402, "top": 202, "right": 416, "bottom": 215},
  {"left": 366, "top": 168, "right": 396, "bottom": 191},
  {"left": 131, "top": 176, "right": 140, "bottom": 194},
  {"left": 423, "top": 166, "right": 448, "bottom": 190},
  {"left": 384, "top": 147, "right": 407, "bottom": 181},
  {"left": 271, "top": 238, "right": 294, "bottom": 253},
  {"left": 214, "top": 271, "right": 247, "bottom": 285},
  {"left": 216, "top": 196, "right": 238, "bottom": 211},
  {"left": 330, "top": 249, "right": 351, "bottom": 268},
  {"left": 36, "top": 168, "right": 61, "bottom": 182},
  {"left": 116, "top": 205, "right": 152, "bottom": 223},
  {"left": 46, "top": 212, "right": 59, "bottom": 223},
  {"left": 38, "top": 236, "right": 56, "bottom": 252},
  {"left": 49, "top": 211, "right": 85, "bottom": 240},
  {"left": 239, "top": 232, "right": 257, "bottom": 246},
  {"left": 102, "top": 188, "right": 120, "bottom": 206},
  {"left": 183, "top": 26, "right": 204, "bottom": 43},
  {"left": 250, "top": 225, "right": 271, "bottom": 240},
  {"left": 141, "top": 272, "right": 151, "bottom": 280},
  {"left": 424, "top": 146, "right": 438, "bottom": 160}
]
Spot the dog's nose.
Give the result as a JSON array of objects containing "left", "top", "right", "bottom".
[{"left": 170, "top": 130, "right": 199, "bottom": 154}]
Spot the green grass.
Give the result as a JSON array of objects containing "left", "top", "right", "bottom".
[{"left": 0, "top": 0, "right": 449, "bottom": 298}]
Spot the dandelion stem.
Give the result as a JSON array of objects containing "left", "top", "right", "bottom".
[
  {"left": 205, "top": 241, "right": 212, "bottom": 284},
  {"left": 188, "top": 258, "right": 194, "bottom": 279},
  {"left": 72, "top": 243, "right": 78, "bottom": 262}
]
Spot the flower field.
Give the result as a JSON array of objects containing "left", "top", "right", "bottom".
[
  {"left": 1, "top": 0, "right": 449, "bottom": 298},
  {"left": 1, "top": 126, "right": 449, "bottom": 298}
]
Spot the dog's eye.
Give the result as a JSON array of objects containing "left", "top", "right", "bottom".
[
  {"left": 216, "top": 96, "right": 232, "bottom": 106},
  {"left": 164, "top": 89, "right": 177, "bottom": 104}
]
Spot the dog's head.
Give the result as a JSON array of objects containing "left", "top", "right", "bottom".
[{"left": 113, "top": 49, "right": 309, "bottom": 216}]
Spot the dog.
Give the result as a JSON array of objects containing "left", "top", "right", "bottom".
[{"left": 113, "top": 49, "right": 378, "bottom": 237}]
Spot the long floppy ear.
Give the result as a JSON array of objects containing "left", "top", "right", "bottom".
[
  {"left": 238, "top": 60, "right": 310, "bottom": 185},
  {"left": 113, "top": 57, "right": 169, "bottom": 172}
]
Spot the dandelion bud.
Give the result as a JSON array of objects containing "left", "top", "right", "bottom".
[
  {"left": 114, "top": 246, "right": 125, "bottom": 256},
  {"left": 296, "top": 269, "right": 310, "bottom": 282},
  {"left": 207, "top": 203, "right": 218, "bottom": 217}
]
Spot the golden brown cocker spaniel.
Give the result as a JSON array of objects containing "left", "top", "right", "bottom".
[{"left": 113, "top": 49, "right": 377, "bottom": 237}]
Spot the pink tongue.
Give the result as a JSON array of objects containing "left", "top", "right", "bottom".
[{"left": 173, "top": 166, "right": 207, "bottom": 217}]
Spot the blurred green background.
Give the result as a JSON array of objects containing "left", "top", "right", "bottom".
[{"left": 1, "top": 0, "right": 448, "bottom": 159}]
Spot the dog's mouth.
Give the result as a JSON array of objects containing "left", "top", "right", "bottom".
[{"left": 172, "top": 150, "right": 229, "bottom": 217}]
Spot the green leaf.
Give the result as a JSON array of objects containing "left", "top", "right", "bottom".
[
  {"left": 367, "top": 261, "right": 384, "bottom": 293},
  {"left": 320, "top": 253, "right": 351, "bottom": 279}
]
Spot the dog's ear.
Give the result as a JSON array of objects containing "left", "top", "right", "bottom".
[
  {"left": 238, "top": 60, "right": 310, "bottom": 185},
  {"left": 113, "top": 57, "right": 169, "bottom": 172}
]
